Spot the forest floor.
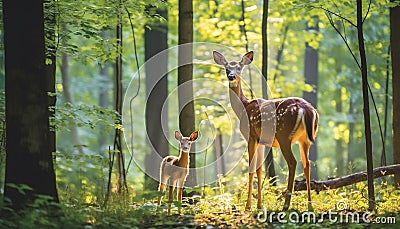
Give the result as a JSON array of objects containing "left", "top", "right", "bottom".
[{"left": 1, "top": 182, "right": 400, "bottom": 228}]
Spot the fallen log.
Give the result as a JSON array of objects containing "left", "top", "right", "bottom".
[{"left": 294, "top": 164, "right": 400, "bottom": 192}]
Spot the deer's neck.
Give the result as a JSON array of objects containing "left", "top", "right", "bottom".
[
  {"left": 177, "top": 150, "right": 190, "bottom": 168},
  {"left": 229, "top": 77, "right": 249, "bottom": 118}
]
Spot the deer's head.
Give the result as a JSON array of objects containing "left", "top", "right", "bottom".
[
  {"left": 213, "top": 51, "right": 254, "bottom": 83},
  {"left": 175, "top": 130, "right": 198, "bottom": 152}
]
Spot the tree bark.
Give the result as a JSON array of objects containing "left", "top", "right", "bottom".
[
  {"left": 390, "top": 0, "right": 400, "bottom": 188},
  {"left": 294, "top": 164, "right": 400, "bottom": 192},
  {"left": 261, "top": 0, "right": 277, "bottom": 185},
  {"left": 144, "top": 5, "right": 169, "bottom": 190},
  {"left": 303, "top": 17, "right": 319, "bottom": 179},
  {"left": 334, "top": 64, "right": 344, "bottom": 176},
  {"left": 347, "top": 89, "right": 355, "bottom": 169},
  {"left": 178, "top": 0, "right": 196, "bottom": 186},
  {"left": 60, "top": 51, "right": 84, "bottom": 155},
  {"left": 3, "top": 0, "right": 59, "bottom": 209},
  {"left": 114, "top": 3, "right": 127, "bottom": 194},
  {"left": 98, "top": 31, "right": 111, "bottom": 152},
  {"left": 357, "top": 0, "right": 375, "bottom": 211}
]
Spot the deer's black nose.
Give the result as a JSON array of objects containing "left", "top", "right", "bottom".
[{"left": 227, "top": 72, "right": 236, "bottom": 80}]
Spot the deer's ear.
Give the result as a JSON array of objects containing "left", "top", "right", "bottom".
[
  {"left": 213, "top": 51, "right": 228, "bottom": 66},
  {"left": 189, "top": 131, "right": 199, "bottom": 141},
  {"left": 241, "top": 51, "right": 254, "bottom": 65},
  {"left": 175, "top": 130, "right": 183, "bottom": 141}
]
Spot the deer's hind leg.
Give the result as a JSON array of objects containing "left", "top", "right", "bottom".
[
  {"left": 299, "top": 138, "right": 312, "bottom": 206},
  {"left": 279, "top": 140, "right": 297, "bottom": 211}
]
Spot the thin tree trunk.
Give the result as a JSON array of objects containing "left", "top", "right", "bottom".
[
  {"left": 390, "top": 0, "right": 400, "bottom": 188},
  {"left": 178, "top": 0, "right": 196, "bottom": 186},
  {"left": 334, "top": 64, "right": 344, "bottom": 176},
  {"left": 214, "top": 132, "right": 225, "bottom": 176},
  {"left": 335, "top": 89, "right": 344, "bottom": 176},
  {"left": 60, "top": 51, "right": 84, "bottom": 155},
  {"left": 347, "top": 90, "right": 355, "bottom": 169},
  {"left": 98, "top": 32, "right": 111, "bottom": 152},
  {"left": 114, "top": 3, "right": 127, "bottom": 194},
  {"left": 303, "top": 17, "right": 319, "bottom": 180},
  {"left": 357, "top": 0, "right": 375, "bottom": 211},
  {"left": 261, "top": 0, "right": 277, "bottom": 185}
]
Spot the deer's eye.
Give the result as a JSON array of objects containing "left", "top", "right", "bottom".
[{"left": 226, "top": 69, "right": 231, "bottom": 74}]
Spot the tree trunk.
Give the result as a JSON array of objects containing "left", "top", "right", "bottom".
[
  {"left": 60, "top": 51, "right": 84, "bottom": 155},
  {"left": 214, "top": 132, "right": 225, "bottom": 176},
  {"left": 347, "top": 89, "right": 355, "bottom": 169},
  {"left": 114, "top": 4, "right": 127, "bottom": 194},
  {"left": 390, "top": 0, "right": 400, "bottom": 188},
  {"left": 335, "top": 86, "right": 344, "bottom": 176},
  {"left": 3, "top": 0, "right": 59, "bottom": 209},
  {"left": 178, "top": 0, "right": 196, "bottom": 186},
  {"left": 303, "top": 17, "right": 319, "bottom": 180},
  {"left": 261, "top": 0, "right": 277, "bottom": 185},
  {"left": 334, "top": 64, "right": 344, "bottom": 176},
  {"left": 144, "top": 5, "right": 169, "bottom": 190},
  {"left": 357, "top": 0, "right": 375, "bottom": 211},
  {"left": 44, "top": 0, "right": 56, "bottom": 175},
  {"left": 178, "top": 0, "right": 197, "bottom": 187},
  {"left": 98, "top": 31, "right": 111, "bottom": 152}
]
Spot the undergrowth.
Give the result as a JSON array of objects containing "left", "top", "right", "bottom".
[{"left": 1, "top": 181, "right": 399, "bottom": 228}]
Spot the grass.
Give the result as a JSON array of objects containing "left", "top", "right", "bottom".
[{"left": 1, "top": 181, "right": 399, "bottom": 228}]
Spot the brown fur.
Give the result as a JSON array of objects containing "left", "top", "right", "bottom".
[
  {"left": 213, "top": 51, "right": 318, "bottom": 211},
  {"left": 157, "top": 131, "right": 198, "bottom": 214}
]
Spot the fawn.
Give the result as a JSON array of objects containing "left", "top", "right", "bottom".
[{"left": 157, "top": 130, "right": 199, "bottom": 213}]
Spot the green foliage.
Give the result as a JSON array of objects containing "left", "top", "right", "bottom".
[
  {"left": 1, "top": 182, "right": 399, "bottom": 228},
  {"left": 1, "top": 0, "right": 398, "bottom": 227},
  {"left": 50, "top": 102, "right": 121, "bottom": 132}
]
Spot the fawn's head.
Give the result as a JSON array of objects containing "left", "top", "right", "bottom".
[
  {"left": 213, "top": 51, "right": 254, "bottom": 83},
  {"left": 175, "top": 130, "right": 198, "bottom": 152}
]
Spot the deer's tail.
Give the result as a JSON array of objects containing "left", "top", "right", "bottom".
[{"left": 302, "top": 105, "right": 319, "bottom": 143}]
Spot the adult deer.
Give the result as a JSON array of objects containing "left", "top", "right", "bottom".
[
  {"left": 213, "top": 51, "right": 318, "bottom": 211},
  {"left": 157, "top": 130, "right": 199, "bottom": 214}
]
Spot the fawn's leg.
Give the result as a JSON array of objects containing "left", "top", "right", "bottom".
[
  {"left": 167, "top": 184, "right": 175, "bottom": 215},
  {"left": 157, "top": 175, "right": 168, "bottom": 206},
  {"left": 177, "top": 178, "right": 185, "bottom": 214}
]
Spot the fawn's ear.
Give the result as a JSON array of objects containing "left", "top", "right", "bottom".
[
  {"left": 175, "top": 130, "right": 183, "bottom": 141},
  {"left": 240, "top": 51, "right": 254, "bottom": 65},
  {"left": 213, "top": 51, "right": 228, "bottom": 66},
  {"left": 189, "top": 131, "right": 199, "bottom": 141}
]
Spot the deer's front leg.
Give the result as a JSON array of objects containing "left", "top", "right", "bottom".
[
  {"left": 256, "top": 144, "right": 265, "bottom": 209},
  {"left": 157, "top": 174, "right": 168, "bottom": 206},
  {"left": 157, "top": 182, "right": 166, "bottom": 206},
  {"left": 245, "top": 138, "right": 258, "bottom": 210},
  {"left": 168, "top": 184, "right": 175, "bottom": 215}
]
